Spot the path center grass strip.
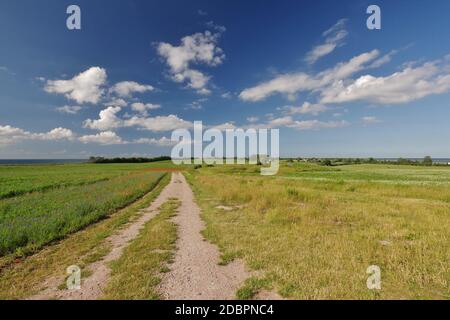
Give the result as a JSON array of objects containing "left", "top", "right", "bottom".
[
  {"left": 103, "top": 198, "right": 181, "bottom": 300},
  {"left": 0, "top": 171, "right": 165, "bottom": 256}
]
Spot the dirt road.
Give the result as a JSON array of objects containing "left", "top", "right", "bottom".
[
  {"left": 158, "top": 173, "right": 249, "bottom": 300},
  {"left": 31, "top": 172, "right": 248, "bottom": 300}
]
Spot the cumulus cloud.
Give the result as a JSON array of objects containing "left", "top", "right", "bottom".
[
  {"left": 83, "top": 106, "right": 122, "bottom": 131},
  {"left": 110, "top": 81, "right": 154, "bottom": 97},
  {"left": 36, "top": 128, "right": 75, "bottom": 140},
  {"left": 124, "top": 115, "right": 193, "bottom": 132},
  {"left": 78, "top": 131, "right": 125, "bottom": 145},
  {"left": 0, "top": 125, "right": 74, "bottom": 145},
  {"left": 320, "top": 58, "right": 450, "bottom": 104},
  {"left": 305, "top": 19, "right": 348, "bottom": 65},
  {"left": 279, "top": 102, "right": 328, "bottom": 116},
  {"left": 83, "top": 106, "right": 192, "bottom": 132},
  {"left": 239, "top": 50, "right": 380, "bottom": 101},
  {"left": 56, "top": 105, "right": 83, "bottom": 114},
  {"left": 131, "top": 102, "right": 161, "bottom": 115},
  {"left": 157, "top": 30, "right": 225, "bottom": 94},
  {"left": 45, "top": 67, "right": 107, "bottom": 104}
]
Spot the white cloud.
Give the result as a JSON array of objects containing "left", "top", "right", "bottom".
[
  {"left": 78, "top": 131, "right": 125, "bottom": 145},
  {"left": 83, "top": 106, "right": 192, "bottom": 132},
  {"left": 320, "top": 58, "right": 450, "bottom": 104},
  {"left": 362, "top": 116, "right": 382, "bottom": 124},
  {"left": 369, "top": 50, "right": 398, "bottom": 68},
  {"left": 157, "top": 31, "right": 225, "bottom": 94},
  {"left": 133, "top": 136, "right": 175, "bottom": 146},
  {"left": 266, "top": 117, "right": 349, "bottom": 130},
  {"left": 36, "top": 127, "right": 75, "bottom": 140},
  {"left": 305, "top": 19, "right": 348, "bottom": 65},
  {"left": 105, "top": 98, "right": 128, "bottom": 108},
  {"left": 45, "top": 67, "right": 107, "bottom": 104},
  {"left": 239, "top": 50, "right": 380, "bottom": 102},
  {"left": 0, "top": 125, "right": 74, "bottom": 145},
  {"left": 205, "top": 21, "right": 226, "bottom": 33},
  {"left": 279, "top": 102, "right": 328, "bottom": 116},
  {"left": 131, "top": 102, "right": 161, "bottom": 115},
  {"left": 110, "top": 81, "right": 154, "bottom": 97},
  {"left": 83, "top": 106, "right": 122, "bottom": 131},
  {"left": 56, "top": 105, "right": 82, "bottom": 114},
  {"left": 124, "top": 115, "right": 193, "bottom": 132},
  {"left": 211, "top": 122, "right": 236, "bottom": 130}
]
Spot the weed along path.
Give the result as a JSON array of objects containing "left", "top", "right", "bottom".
[
  {"left": 158, "top": 173, "right": 249, "bottom": 300},
  {"left": 30, "top": 172, "right": 249, "bottom": 300}
]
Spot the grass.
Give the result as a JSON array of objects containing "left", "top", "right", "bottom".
[
  {"left": 186, "top": 161, "right": 450, "bottom": 299},
  {"left": 0, "top": 171, "right": 166, "bottom": 256},
  {"left": 103, "top": 198, "right": 181, "bottom": 300},
  {"left": 0, "top": 173, "right": 171, "bottom": 299}
]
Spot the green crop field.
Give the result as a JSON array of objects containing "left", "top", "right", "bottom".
[
  {"left": 186, "top": 161, "right": 450, "bottom": 299},
  {"left": 0, "top": 162, "right": 178, "bottom": 256}
]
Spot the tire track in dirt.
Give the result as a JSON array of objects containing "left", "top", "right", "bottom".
[
  {"left": 30, "top": 173, "right": 180, "bottom": 300},
  {"left": 157, "top": 173, "right": 249, "bottom": 300}
]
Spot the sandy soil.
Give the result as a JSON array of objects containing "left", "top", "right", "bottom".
[{"left": 158, "top": 173, "right": 249, "bottom": 300}]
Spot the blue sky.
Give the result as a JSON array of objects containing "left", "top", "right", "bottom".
[{"left": 1, "top": 0, "right": 450, "bottom": 158}]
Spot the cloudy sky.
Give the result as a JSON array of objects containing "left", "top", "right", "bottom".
[{"left": 1, "top": 0, "right": 450, "bottom": 158}]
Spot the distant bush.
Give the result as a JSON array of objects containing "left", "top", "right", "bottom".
[{"left": 89, "top": 156, "right": 171, "bottom": 164}]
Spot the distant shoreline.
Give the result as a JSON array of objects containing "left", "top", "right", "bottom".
[
  {"left": 0, "top": 159, "right": 87, "bottom": 165},
  {"left": 0, "top": 158, "right": 449, "bottom": 165}
]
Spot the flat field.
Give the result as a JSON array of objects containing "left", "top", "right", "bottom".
[
  {"left": 186, "top": 161, "right": 450, "bottom": 299},
  {"left": 0, "top": 162, "right": 178, "bottom": 256}
]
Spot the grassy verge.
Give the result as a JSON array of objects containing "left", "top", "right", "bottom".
[
  {"left": 0, "top": 173, "right": 170, "bottom": 300},
  {"left": 103, "top": 198, "right": 181, "bottom": 300},
  {"left": 185, "top": 166, "right": 450, "bottom": 300}
]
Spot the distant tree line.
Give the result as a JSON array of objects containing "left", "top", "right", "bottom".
[
  {"left": 291, "top": 156, "right": 438, "bottom": 167},
  {"left": 88, "top": 156, "right": 171, "bottom": 164}
]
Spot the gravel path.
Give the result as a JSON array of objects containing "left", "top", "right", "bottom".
[
  {"left": 158, "top": 173, "right": 249, "bottom": 300},
  {"left": 30, "top": 172, "right": 249, "bottom": 300}
]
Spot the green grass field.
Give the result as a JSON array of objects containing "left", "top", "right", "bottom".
[
  {"left": 187, "top": 161, "right": 450, "bottom": 299},
  {"left": 0, "top": 162, "right": 179, "bottom": 256},
  {"left": 0, "top": 160, "right": 448, "bottom": 299}
]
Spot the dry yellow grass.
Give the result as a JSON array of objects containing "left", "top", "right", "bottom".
[{"left": 186, "top": 164, "right": 450, "bottom": 300}]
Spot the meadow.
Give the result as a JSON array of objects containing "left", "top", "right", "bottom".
[
  {"left": 0, "top": 162, "right": 174, "bottom": 256},
  {"left": 0, "top": 160, "right": 448, "bottom": 300},
  {"left": 186, "top": 161, "right": 450, "bottom": 299}
]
